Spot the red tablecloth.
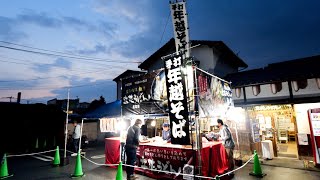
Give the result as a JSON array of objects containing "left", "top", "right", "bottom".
[
  {"left": 104, "top": 138, "right": 228, "bottom": 178},
  {"left": 209, "top": 143, "right": 229, "bottom": 177},
  {"left": 105, "top": 137, "right": 120, "bottom": 167}
]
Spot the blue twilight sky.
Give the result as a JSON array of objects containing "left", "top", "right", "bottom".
[{"left": 0, "top": 0, "right": 319, "bottom": 104}]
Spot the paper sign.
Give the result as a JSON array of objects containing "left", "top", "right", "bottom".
[{"left": 297, "top": 133, "right": 308, "bottom": 145}]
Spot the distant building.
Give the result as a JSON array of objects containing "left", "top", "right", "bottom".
[
  {"left": 226, "top": 54, "right": 320, "bottom": 160},
  {"left": 47, "top": 98, "right": 80, "bottom": 112},
  {"left": 138, "top": 38, "right": 247, "bottom": 75}
]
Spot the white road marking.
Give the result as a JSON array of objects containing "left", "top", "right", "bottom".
[
  {"left": 91, "top": 154, "right": 105, "bottom": 159},
  {"left": 32, "top": 155, "right": 52, "bottom": 162},
  {"left": 38, "top": 154, "right": 54, "bottom": 160}
]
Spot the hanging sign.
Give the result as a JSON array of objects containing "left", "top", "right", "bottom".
[
  {"left": 197, "top": 71, "right": 233, "bottom": 118},
  {"left": 170, "top": 1, "right": 190, "bottom": 57},
  {"left": 163, "top": 53, "right": 190, "bottom": 145}
]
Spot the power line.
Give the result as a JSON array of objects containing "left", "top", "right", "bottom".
[
  {"left": 159, "top": 11, "right": 171, "bottom": 47},
  {"left": 0, "top": 68, "right": 112, "bottom": 83},
  {"left": 0, "top": 79, "right": 113, "bottom": 90},
  {"left": 0, "top": 45, "right": 141, "bottom": 64},
  {"left": 0, "top": 56, "right": 126, "bottom": 75},
  {"left": 0, "top": 40, "right": 110, "bottom": 60}
]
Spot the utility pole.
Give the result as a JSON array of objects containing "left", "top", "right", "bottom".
[{"left": 62, "top": 88, "right": 70, "bottom": 165}]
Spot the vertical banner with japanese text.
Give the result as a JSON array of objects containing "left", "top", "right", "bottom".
[
  {"left": 170, "top": 1, "right": 190, "bottom": 58},
  {"left": 163, "top": 53, "right": 190, "bottom": 145}
]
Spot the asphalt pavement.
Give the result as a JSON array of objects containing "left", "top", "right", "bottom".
[{"left": 3, "top": 145, "right": 320, "bottom": 180}]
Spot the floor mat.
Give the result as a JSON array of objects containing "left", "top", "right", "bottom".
[
  {"left": 278, "top": 145, "right": 288, "bottom": 152},
  {"left": 278, "top": 153, "right": 297, "bottom": 158}
]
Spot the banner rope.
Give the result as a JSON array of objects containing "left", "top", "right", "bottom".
[
  {"left": 65, "top": 149, "right": 254, "bottom": 179},
  {"left": 6, "top": 149, "right": 56, "bottom": 157}
]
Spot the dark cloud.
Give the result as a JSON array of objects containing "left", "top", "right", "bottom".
[
  {"left": 110, "top": 34, "right": 158, "bottom": 58},
  {"left": 63, "top": 16, "right": 118, "bottom": 38},
  {"left": 77, "top": 43, "right": 108, "bottom": 55},
  {"left": 0, "top": 16, "right": 27, "bottom": 41},
  {"left": 0, "top": 11, "right": 117, "bottom": 43},
  {"left": 17, "top": 11, "right": 62, "bottom": 27},
  {"left": 32, "top": 58, "right": 72, "bottom": 73},
  {"left": 51, "top": 79, "right": 116, "bottom": 103}
]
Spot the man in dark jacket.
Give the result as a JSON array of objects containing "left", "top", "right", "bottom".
[
  {"left": 125, "top": 119, "right": 142, "bottom": 180},
  {"left": 217, "top": 119, "right": 235, "bottom": 174}
]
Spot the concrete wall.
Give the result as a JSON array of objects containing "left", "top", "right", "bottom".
[
  {"left": 292, "top": 78, "right": 320, "bottom": 98},
  {"left": 245, "top": 82, "right": 290, "bottom": 102}
]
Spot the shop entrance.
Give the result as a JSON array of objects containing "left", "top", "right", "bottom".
[{"left": 248, "top": 105, "right": 298, "bottom": 158}]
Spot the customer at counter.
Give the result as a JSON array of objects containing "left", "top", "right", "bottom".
[
  {"left": 162, "top": 123, "right": 171, "bottom": 143},
  {"left": 125, "top": 119, "right": 143, "bottom": 180}
]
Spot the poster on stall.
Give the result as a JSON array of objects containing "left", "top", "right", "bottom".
[
  {"left": 308, "top": 109, "right": 320, "bottom": 165},
  {"left": 297, "top": 133, "right": 308, "bottom": 145},
  {"left": 163, "top": 53, "right": 190, "bottom": 145},
  {"left": 197, "top": 70, "right": 233, "bottom": 118},
  {"left": 121, "top": 69, "right": 167, "bottom": 116},
  {"left": 310, "top": 113, "right": 320, "bottom": 136}
]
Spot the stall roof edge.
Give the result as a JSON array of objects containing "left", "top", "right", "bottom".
[{"left": 113, "top": 70, "right": 147, "bottom": 82}]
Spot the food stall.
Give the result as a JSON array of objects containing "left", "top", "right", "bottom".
[{"left": 104, "top": 50, "right": 236, "bottom": 179}]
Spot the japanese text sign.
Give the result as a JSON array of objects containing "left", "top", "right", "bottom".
[
  {"left": 163, "top": 53, "right": 190, "bottom": 145},
  {"left": 170, "top": 1, "right": 190, "bottom": 58}
]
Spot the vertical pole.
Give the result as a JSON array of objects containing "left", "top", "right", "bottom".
[
  {"left": 64, "top": 88, "right": 70, "bottom": 158},
  {"left": 120, "top": 79, "right": 123, "bottom": 163},
  {"left": 193, "top": 66, "right": 202, "bottom": 177},
  {"left": 78, "top": 118, "right": 84, "bottom": 153}
]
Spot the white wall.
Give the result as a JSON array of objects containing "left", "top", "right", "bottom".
[
  {"left": 245, "top": 82, "right": 290, "bottom": 100},
  {"left": 294, "top": 103, "right": 320, "bottom": 134},
  {"left": 191, "top": 45, "right": 215, "bottom": 71},
  {"left": 292, "top": 78, "right": 320, "bottom": 97}
]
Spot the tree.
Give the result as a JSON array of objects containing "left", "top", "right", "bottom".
[{"left": 88, "top": 96, "right": 106, "bottom": 111}]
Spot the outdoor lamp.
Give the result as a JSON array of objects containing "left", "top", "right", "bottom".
[{"left": 151, "top": 120, "right": 156, "bottom": 127}]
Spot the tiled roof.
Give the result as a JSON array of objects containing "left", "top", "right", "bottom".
[{"left": 225, "top": 55, "right": 320, "bottom": 87}]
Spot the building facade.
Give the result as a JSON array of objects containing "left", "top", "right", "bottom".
[{"left": 226, "top": 55, "right": 320, "bottom": 160}]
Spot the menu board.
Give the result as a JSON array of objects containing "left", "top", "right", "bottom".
[
  {"left": 310, "top": 113, "right": 320, "bottom": 136},
  {"left": 252, "top": 122, "right": 260, "bottom": 143}
]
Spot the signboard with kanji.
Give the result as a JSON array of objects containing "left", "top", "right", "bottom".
[
  {"left": 170, "top": 1, "right": 190, "bottom": 58},
  {"left": 163, "top": 53, "right": 190, "bottom": 145}
]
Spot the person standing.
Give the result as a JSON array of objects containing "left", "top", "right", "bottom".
[
  {"left": 125, "top": 119, "right": 142, "bottom": 180},
  {"left": 71, "top": 120, "right": 81, "bottom": 156},
  {"left": 217, "top": 119, "right": 235, "bottom": 174}
]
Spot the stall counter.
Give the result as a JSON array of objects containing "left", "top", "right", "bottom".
[{"left": 105, "top": 137, "right": 229, "bottom": 179}]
